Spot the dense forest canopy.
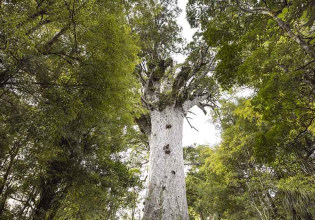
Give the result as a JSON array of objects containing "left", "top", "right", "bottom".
[
  {"left": 186, "top": 0, "right": 315, "bottom": 219},
  {"left": 0, "top": 0, "right": 315, "bottom": 219},
  {"left": 0, "top": 0, "right": 142, "bottom": 219}
]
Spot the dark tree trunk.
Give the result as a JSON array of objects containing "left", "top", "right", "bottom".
[{"left": 33, "top": 176, "right": 61, "bottom": 220}]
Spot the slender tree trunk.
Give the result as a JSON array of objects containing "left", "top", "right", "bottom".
[
  {"left": 143, "top": 106, "right": 188, "bottom": 219},
  {"left": 0, "top": 150, "right": 18, "bottom": 216},
  {"left": 200, "top": 213, "right": 205, "bottom": 220},
  {"left": 32, "top": 176, "right": 60, "bottom": 220}
]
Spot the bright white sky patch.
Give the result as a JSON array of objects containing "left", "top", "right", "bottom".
[
  {"left": 175, "top": 0, "right": 197, "bottom": 63},
  {"left": 183, "top": 106, "right": 221, "bottom": 146},
  {"left": 175, "top": 0, "right": 220, "bottom": 147},
  {"left": 177, "top": 0, "right": 197, "bottom": 42}
]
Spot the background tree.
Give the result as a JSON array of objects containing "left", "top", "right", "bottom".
[
  {"left": 185, "top": 1, "right": 315, "bottom": 219},
  {"left": 0, "top": 0, "right": 142, "bottom": 219},
  {"left": 186, "top": 98, "right": 315, "bottom": 220}
]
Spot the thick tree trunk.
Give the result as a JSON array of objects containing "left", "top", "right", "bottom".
[{"left": 143, "top": 106, "right": 188, "bottom": 220}]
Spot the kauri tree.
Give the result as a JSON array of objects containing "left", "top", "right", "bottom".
[{"left": 130, "top": 0, "right": 217, "bottom": 219}]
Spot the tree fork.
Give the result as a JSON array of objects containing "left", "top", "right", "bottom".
[
  {"left": 136, "top": 50, "right": 216, "bottom": 219},
  {"left": 132, "top": 2, "right": 217, "bottom": 218}
]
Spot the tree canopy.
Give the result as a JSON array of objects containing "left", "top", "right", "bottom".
[
  {"left": 1, "top": 0, "right": 315, "bottom": 219},
  {"left": 0, "top": 0, "right": 142, "bottom": 219},
  {"left": 185, "top": 0, "right": 315, "bottom": 219}
]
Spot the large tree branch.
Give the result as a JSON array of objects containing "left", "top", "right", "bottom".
[
  {"left": 237, "top": 3, "right": 315, "bottom": 59},
  {"left": 182, "top": 92, "right": 210, "bottom": 113},
  {"left": 27, "top": 19, "right": 52, "bottom": 35},
  {"left": 42, "top": 25, "right": 70, "bottom": 54},
  {"left": 186, "top": 59, "right": 215, "bottom": 92},
  {"left": 142, "top": 58, "right": 174, "bottom": 106},
  {"left": 184, "top": 45, "right": 212, "bottom": 83},
  {"left": 171, "top": 44, "right": 216, "bottom": 108},
  {"left": 135, "top": 113, "right": 151, "bottom": 136},
  {"left": 136, "top": 64, "right": 147, "bottom": 87},
  {"left": 172, "top": 66, "right": 191, "bottom": 95},
  {"left": 17, "top": 9, "right": 48, "bottom": 28}
]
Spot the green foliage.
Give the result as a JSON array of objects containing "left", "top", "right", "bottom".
[
  {"left": 187, "top": 0, "right": 315, "bottom": 88},
  {"left": 186, "top": 98, "right": 315, "bottom": 219},
  {"left": 129, "top": 0, "right": 183, "bottom": 61},
  {"left": 186, "top": 2, "right": 315, "bottom": 218},
  {"left": 0, "top": 0, "right": 143, "bottom": 219}
]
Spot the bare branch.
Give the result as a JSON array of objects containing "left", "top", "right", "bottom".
[
  {"left": 187, "top": 110, "right": 196, "bottom": 115},
  {"left": 197, "top": 103, "right": 207, "bottom": 115},
  {"left": 294, "top": 116, "right": 315, "bottom": 143},
  {"left": 295, "top": 59, "right": 315, "bottom": 71},
  {"left": 185, "top": 115, "right": 199, "bottom": 132}
]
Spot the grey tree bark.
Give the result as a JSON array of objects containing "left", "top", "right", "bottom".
[
  {"left": 135, "top": 44, "right": 217, "bottom": 219},
  {"left": 144, "top": 107, "right": 187, "bottom": 219},
  {"left": 130, "top": 2, "right": 217, "bottom": 218}
]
